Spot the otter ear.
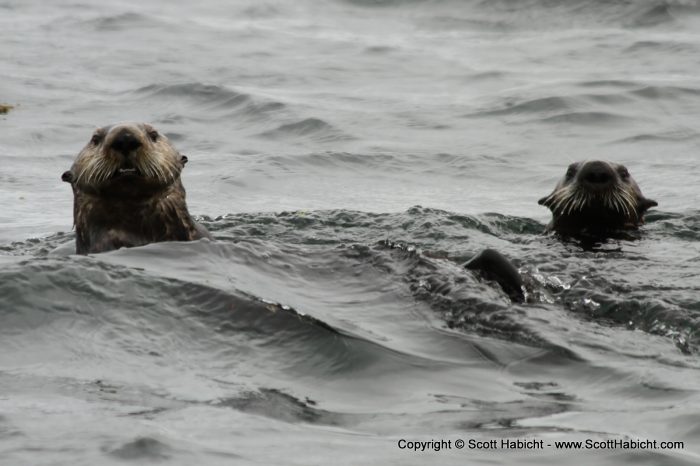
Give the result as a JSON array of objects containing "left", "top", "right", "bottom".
[
  {"left": 61, "top": 170, "right": 73, "bottom": 183},
  {"left": 640, "top": 197, "right": 658, "bottom": 211},
  {"left": 180, "top": 155, "right": 188, "bottom": 166}
]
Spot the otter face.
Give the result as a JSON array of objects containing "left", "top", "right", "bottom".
[
  {"left": 538, "top": 160, "right": 657, "bottom": 236},
  {"left": 66, "top": 123, "right": 187, "bottom": 196}
]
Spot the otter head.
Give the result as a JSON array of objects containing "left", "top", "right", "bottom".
[
  {"left": 538, "top": 160, "right": 657, "bottom": 238},
  {"left": 63, "top": 123, "right": 188, "bottom": 198}
]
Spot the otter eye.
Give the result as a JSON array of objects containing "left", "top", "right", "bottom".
[
  {"left": 618, "top": 166, "right": 630, "bottom": 179},
  {"left": 148, "top": 130, "right": 159, "bottom": 141},
  {"left": 90, "top": 132, "right": 103, "bottom": 145},
  {"left": 565, "top": 163, "right": 578, "bottom": 180}
]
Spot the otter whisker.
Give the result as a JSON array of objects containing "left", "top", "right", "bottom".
[
  {"left": 622, "top": 191, "right": 637, "bottom": 220},
  {"left": 152, "top": 163, "right": 161, "bottom": 181},
  {"left": 566, "top": 195, "right": 578, "bottom": 215},
  {"left": 559, "top": 201, "right": 569, "bottom": 215},
  {"left": 577, "top": 192, "right": 589, "bottom": 212},
  {"left": 148, "top": 150, "right": 162, "bottom": 178},
  {"left": 86, "top": 158, "right": 102, "bottom": 187},
  {"left": 89, "top": 162, "right": 100, "bottom": 186},
  {"left": 143, "top": 155, "right": 160, "bottom": 181},
  {"left": 615, "top": 190, "right": 633, "bottom": 219},
  {"left": 146, "top": 151, "right": 165, "bottom": 182},
  {"left": 98, "top": 159, "right": 111, "bottom": 185},
  {"left": 608, "top": 191, "right": 623, "bottom": 217},
  {"left": 82, "top": 158, "right": 97, "bottom": 186},
  {"left": 566, "top": 193, "right": 581, "bottom": 215},
  {"left": 553, "top": 194, "right": 571, "bottom": 214},
  {"left": 143, "top": 159, "right": 157, "bottom": 180},
  {"left": 155, "top": 159, "right": 168, "bottom": 183},
  {"left": 611, "top": 192, "right": 623, "bottom": 215},
  {"left": 568, "top": 191, "right": 583, "bottom": 214},
  {"left": 99, "top": 159, "right": 112, "bottom": 184},
  {"left": 604, "top": 193, "right": 614, "bottom": 210},
  {"left": 614, "top": 189, "right": 627, "bottom": 212},
  {"left": 611, "top": 192, "right": 622, "bottom": 213},
  {"left": 550, "top": 186, "right": 576, "bottom": 214},
  {"left": 159, "top": 154, "right": 175, "bottom": 182}
]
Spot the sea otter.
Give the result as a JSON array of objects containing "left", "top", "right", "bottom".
[
  {"left": 62, "top": 122, "right": 211, "bottom": 254},
  {"left": 538, "top": 160, "right": 657, "bottom": 239}
]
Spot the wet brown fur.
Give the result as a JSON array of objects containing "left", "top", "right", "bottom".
[{"left": 63, "top": 123, "right": 210, "bottom": 254}]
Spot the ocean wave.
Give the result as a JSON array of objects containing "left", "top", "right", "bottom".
[
  {"left": 646, "top": 210, "right": 700, "bottom": 241},
  {"left": 539, "top": 111, "right": 638, "bottom": 126},
  {"left": 137, "top": 82, "right": 251, "bottom": 106},
  {"left": 611, "top": 129, "right": 700, "bottom": 144},
  {"left": 131, "top": 83, "right": 287, "bottom": 123},
  {"left": 342, "top": 0, "right": 428, "bottom": 7},
  {"left": 203, "top": 207, "right": 543, "bottom": 249},
  {"left": 469, "top": 96, "right": 576, "bottom": 118},
  {"left": 468, "top": 84, "right": 700, "bottom": 129},
  {"left": 70, "top": 12, "right": 167, "bottom": 31},
  {"left": 258, "top": 118, "right": 354, "bottom": 142},
  {"left": 467, "top": 102, "right": 640, "bottom": 126},
  {"left": 562, "top": 285, "right": 698, "bottom": 355},
  {"left": 629, "top": 85, "right": 700, "bottom": 100},
  {"left": 104, "top": 437, "right": 173, "bottom": 461},
  {"left": 0, "top": 254, "right": 418, "bottom": 381},
  {"left": 3, "top": 207, "right": 697, "bottom": 357},
  {"left": 216, "top": 385, "right": 571, "bottom": 432},
  {"left": 357, "top": 0, "right": 700, "bottom": 30},
  {"left": 624, "top": 40, "right": 698, "bottom": 54},
  {"left": 617, "top": 0, "right": 698, "bottom": 28},
  {"left": 465, "top": 93, "right": 639, "bottom": 124},
  {"left": 577, "top": 79, "right": 641, "bottom": 89}
]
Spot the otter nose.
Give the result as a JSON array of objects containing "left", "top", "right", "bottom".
[
  {"left": 579, "top": 161, "right": 615, "bottom": 186},
  {"left": 110, "top": 129, "right": 142, "bottom": 155}
]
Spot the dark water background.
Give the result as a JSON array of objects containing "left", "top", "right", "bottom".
[{"left": 1, "top": 0, "right": 700, "bottom": 464}]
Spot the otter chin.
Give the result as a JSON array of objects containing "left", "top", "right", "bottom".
[
  {"left": 538, "top": 160, "right": 657, "bottom": 239},
  {"left": 62, "top": 122, "right": 211, "bottom": 254}
]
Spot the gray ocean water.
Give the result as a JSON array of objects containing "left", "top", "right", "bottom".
[{"left": 1, "top": 0, "right": 700, "bottom": 465}]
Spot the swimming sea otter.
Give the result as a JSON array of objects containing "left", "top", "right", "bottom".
[
  {"left": 62, "top": 122, "right": 211, "bottom": 254},
  {"left": 538, "top": 160, "right": 657, "bottom": 239}
]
